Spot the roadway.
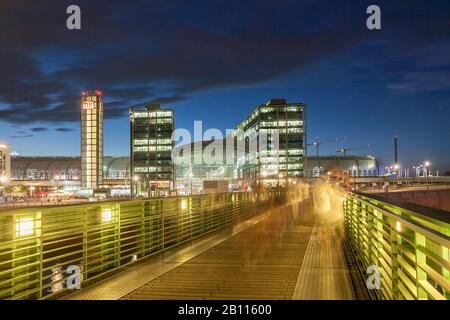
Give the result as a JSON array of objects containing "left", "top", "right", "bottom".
[{"left": 65, "top": 182, "right": 359, "bottom": 300}]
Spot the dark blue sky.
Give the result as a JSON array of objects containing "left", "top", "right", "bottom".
[{"left": 0, "top": 1, "right": 449, "bottom": 170}]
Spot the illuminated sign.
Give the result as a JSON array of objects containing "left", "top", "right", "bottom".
[{"left": 82, "top": 101, "right": 95, "bottom": 110}]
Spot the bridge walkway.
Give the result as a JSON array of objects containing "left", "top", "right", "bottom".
[{"left": 65, "top": 199, "right": 358, "bottom": 300}]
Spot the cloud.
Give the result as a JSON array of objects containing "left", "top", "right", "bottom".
[
  {"left": 31, "top": 127, "right": 48, "bottom": 132},
  {"left": 54, "top": 127, "right": 75, "bottom": 132},
  {"left": 0, "top": 0, "right": 450, "bottom": 125},
  {"left": 8, "top": 134, "right": 34, "bottom": 139}
]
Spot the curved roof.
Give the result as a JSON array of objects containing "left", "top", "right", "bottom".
[
  {"left": 12, "top": 156, "right": 130, "bottom": 178},
  {"left": 12, "top": 157, "right": 80, "bottom": 172},
  {"left": 306, "top": 155, "right": 381, "bottom": 174},
  {"left": 103, "top": 157, "right": 130, "bottom": 175}
]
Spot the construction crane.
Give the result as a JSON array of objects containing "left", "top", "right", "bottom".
[
  {"left": 307, "top": 137, "right": 347, "bottom": 175},
  {"left": 336, "top": 145, "right": 371, "bottom": 156}
]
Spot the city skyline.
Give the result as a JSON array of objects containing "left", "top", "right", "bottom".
[{"left": 0, "top": 1, "right": 449, "bottom": 171}]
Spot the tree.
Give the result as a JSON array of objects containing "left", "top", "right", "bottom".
[{"left": 444, "top": 171, "right": 450, "bottom": 176}]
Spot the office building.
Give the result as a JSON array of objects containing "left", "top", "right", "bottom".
[
  {"left": 130, "top": 104, "right": 174, "bottom": 197},
  {"left": 81, "top": 90, "right": 104, "bottom": 189},
  {"left": 236, "top": 99, "right": 307, "bottom": 186}
]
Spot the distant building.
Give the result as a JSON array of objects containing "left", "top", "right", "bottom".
[
  {"left": 129, "top": 104, "right": 174, "bottom": 197},
  {"left": 236, "top": 99, "right": 306, "bottom": 186},
  {"left": 306, "top": 155, "right": 381, "bottom": 177},
  {"left": 80, "top": 90, "right": 104, "bottom": 189},
  {"left": 173, "top": 140, "right": 238, "bottom": 194},
  {"left": 0, "top": 143, "right": 11, "bottom": 183},
  {"left": 8, "top": 154, "right": 381, "bottom": 191}
]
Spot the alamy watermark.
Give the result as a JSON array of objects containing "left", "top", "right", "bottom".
[
  {"left": 66, "top": 4, "right": 381, "bottom": 32},
  {"left": 366, "top": 5, "right": 381, "bottom": 30},
  {"left": 66, "top": 5, "right": 81, "bottom": 30},
  {"left": 366, "top": 264, "right": 381, "bottom": 290},
  {"left": 171, "top": 121, "right": 280, "bottom": 168}
]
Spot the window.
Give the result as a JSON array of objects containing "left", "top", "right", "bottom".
[
  {"left": 260, "top": 107, "right": 275, "bottom": 113},
  {"left": 134, "top": 112, "right": 148, "bottom": 118},
  {"left": 102, "top": 208, "right": 113, "bottom": 223},
  {"left": 15, "top": 217, "right": 35, "bottom": 238}
]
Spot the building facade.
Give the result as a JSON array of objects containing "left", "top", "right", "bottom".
[
  {"left": 0, "top": 144, "right": 11, "bottom": 183},
  {"left": 236, "top": 99, "right": 306, "bottom": 186},
  {"left": 81, "top": 90, "right": 104, "bottom": 189},
  {"left": 130, "top": 104, "right": 174, "bottom": 197},
  {"left": 173, "top": 140, "right": 239, "bottom": 194}
]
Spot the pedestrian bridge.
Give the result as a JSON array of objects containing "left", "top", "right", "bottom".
[{"left": 0, "top": 182, "right": 448, "bottom": 300}]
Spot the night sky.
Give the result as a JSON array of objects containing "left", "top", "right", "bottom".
[{"left": 1, "top": 1, "right": 449, "bottom": 171}]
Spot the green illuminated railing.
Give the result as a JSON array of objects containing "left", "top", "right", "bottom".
[
  {"left": 0, "top": 192, "right": 274, "bottom": 300},
  {"left": 344, "top": 193, "right": 450, "bottom": 300}
]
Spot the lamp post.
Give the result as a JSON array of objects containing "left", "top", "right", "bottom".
[
  {"left": 189, "top": 172, "right": 193, "bottom": 195},
  {"left": 424, "top": 161, "right": 431, "bottom": 190},
  {"left": 133, "top": 175, "right": 139, "bottom": 197},
  {"left": 54, "top": 175, "right": 60, "bottom": 204},
  {"left": 352, "top": 166, "right": 357, "bottom": 190}
]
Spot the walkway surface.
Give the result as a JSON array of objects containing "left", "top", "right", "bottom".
[{"left": 65, "top": 195, "right": 356, "bottom": 300}]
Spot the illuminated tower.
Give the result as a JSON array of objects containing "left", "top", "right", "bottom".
[{"left": 81, "top": 90, "right": 103, "bottom": 189}]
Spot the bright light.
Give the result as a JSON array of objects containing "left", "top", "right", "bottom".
[
  {"left": 189, "top": 173, "right": 193, "bottom": 178},
  {"left": 15, "top": 217, "right": 35, "bottom": 238},
  {"left": 394, "top": 164, "right": 399, "bottom": 170},
  {"left": 396, "top": 221, "right": 402, "bottom": 232},
  {"left": 82, "top": 100, "right": 95, "bottom": 110},
  {"left": 102, "top": 208, "right": 113, "bottom": 223},
  {"left": 54, "top": 175, "right": 60, "bottom": 181},
  {"left": 0, "top": 144, "right": 5, "bottom": 149},
  {"left": 327, "top": 171, "right": 332, "bottom": 176},
  {"left": 133, "top": 175, "right": 139, "bottom": 181},
  {"left": 181, "top": 199, "right": 187, "bottom": 209},
  {"left": 424, "top": 161, "right": 430, "bottom": 167},
  {"left": 352, "top": 166, "right": 357, "bottom": 170},
  {"left": 261, "top": 171, "right": 267, "bottom": 177},
  {"left": 278, "top": 173, "right": 283, "bottom": 178},
  {"left": 0, "top": 176, "right": 7, "bottom": 183}
]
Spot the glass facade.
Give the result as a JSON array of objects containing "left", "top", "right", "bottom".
[
  {"left": 173, "top": 141, "right": 238, "bottom": 194},
  {"left": 130, "top": 104, "right": 174, "bottom": 197},
  {"left": 236, "top": 99, "right": 306, "bottom": 186},
  {"left": 81, "top": 91, "right": 103, "bottom": 189}
]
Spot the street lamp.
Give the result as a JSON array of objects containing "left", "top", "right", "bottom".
[
  {"left": 54, "top": 175, "right": 60, "bottom": 204},
  {"left": 424, "top": 161, "right": 431, "bottom": 188},
  {"left": 189, "top": 172, "right": 193, "bottom": 195},
  {"left": 133, "top": 175, "right": 139, "bottom": 197}
]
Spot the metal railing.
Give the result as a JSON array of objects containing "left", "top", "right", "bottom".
[
  {"left": 0, "top": 191, "right": 275, "bottom": 300},
  {"left": 344, "top": 193, "right": 450, "bottom": 300}
]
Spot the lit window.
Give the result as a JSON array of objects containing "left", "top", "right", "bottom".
[
  {"left": 181, "top": 199, "right": 187, "bottom": 209},
  {"left": 102, "top": 208, "right": 113, "bottom": 223},
  {"left": 15, "top": 217, "right": 35, "bottom": 238},
  {"left": 396, "top": 221, "right": 401, "bottom": 232}
]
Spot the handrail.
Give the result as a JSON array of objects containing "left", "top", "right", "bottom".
[
  {"left": 343, "top": 192, "right": 450, "bottom": 300},
  {"left": 0, "top": 191, "right": 279, "bottom": 299}
]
